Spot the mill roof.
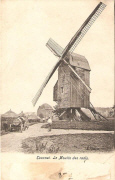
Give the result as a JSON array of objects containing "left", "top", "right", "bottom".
[
  {"left": 69, "top": 53, "right": 91, "bottom": 71},
  {"left": 46, "top": 38, "right": 90, "bottom": 70}
]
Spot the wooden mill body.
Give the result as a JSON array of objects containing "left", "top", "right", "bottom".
[{"left": 53, "top": 53, "right": 91, "bottom": 109}]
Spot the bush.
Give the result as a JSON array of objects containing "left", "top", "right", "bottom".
[{"left": 41, "top": 119, "right": 114, "bottom": 131}]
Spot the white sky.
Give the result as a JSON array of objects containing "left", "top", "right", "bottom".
[{"left": 0, "top": 0, "right": 114, "bottom": 114}]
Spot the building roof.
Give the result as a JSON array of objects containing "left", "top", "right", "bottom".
[
  {"left": 38, "top": 103, "right": 53, "bottom": 110},
  {"left": 24, "top": 112, "right": 36, "bottom": 116},
  {"left": 28, "top": 113, "right": 40, "bottom": 120},
  {"left": 1, "top": 109, "right": 18, "bottom": 118},
  {"left": 18, "top": 111, "right": 25, "bottom": 117},
  {"left": 69, "top": 53, "right": 91, "bottom": 71}
]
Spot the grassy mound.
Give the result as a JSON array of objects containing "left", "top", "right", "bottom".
[{"left": 22, "top": 133, "right": 114, "bottom": 153}]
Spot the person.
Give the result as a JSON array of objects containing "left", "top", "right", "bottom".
[
  {"left": 47, "top": 117, "right": 52, "bottom": 132},
  {"left": 25, "top": 116, "right": 29, "bottom": 130},
  {"left": 20, "top": 116, "right": 25, "bottom": 128}
]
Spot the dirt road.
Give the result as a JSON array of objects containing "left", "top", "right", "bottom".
[{"left": 1, "top": 123, "right": 114, "bottom": 153}]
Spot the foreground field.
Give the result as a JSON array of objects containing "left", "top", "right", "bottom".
[
  {"left": 42, "top": 119, "right": 114, "bottom": 131},
  {"left": 1, "top": 123, "right": 114, "bottom": 153},
  {"left": 22, "top": 133, "right": 114, "bottom": 153}
]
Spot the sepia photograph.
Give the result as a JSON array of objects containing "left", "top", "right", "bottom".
[{"left": 0, "top": 0, "right": 114, "bottom": 179}]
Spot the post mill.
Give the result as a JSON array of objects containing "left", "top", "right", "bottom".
[{"left": 32, "top": 2, "right": 107, "bottom": 121}]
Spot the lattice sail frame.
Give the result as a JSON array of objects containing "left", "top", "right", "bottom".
[{"left": 69, "top": 3, "right": 106, "bottom": 53}]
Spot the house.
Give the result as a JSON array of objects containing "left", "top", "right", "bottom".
[
  {"left": 18, "top": 111, "right": 25, "bottom": 117},
  {"left": 1, "top": 109, "right": 18, "bottom": 129},
  {"left": 37, "top": 103, "right": 53, "bottom": 119},
  {"left": 28, "top": 113, "right": 40, "bottom": 123},
  {"left": 95, "top": 107, "right": 111, "bottom": 117}
]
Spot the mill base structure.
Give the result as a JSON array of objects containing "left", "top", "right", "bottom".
[{"left": 57, "top": 104, "right": 108, "bottom": 121}]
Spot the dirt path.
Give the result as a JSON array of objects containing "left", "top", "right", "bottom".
[{"left": 1, "top": 123, "right": 114, "bottom": 153}]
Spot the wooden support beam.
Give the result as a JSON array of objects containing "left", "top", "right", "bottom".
[
  {"left": 90, "top": 109, "right": 98, "bottom": 121},
  {"left": 90, "top": 102, "right": 108, "bottom": 121},
  {"left": 77, "top": 108, "right": 91, "bottom": 121},
  {"left": 59, "top": 110, "right": 66, "bottom": 118}
]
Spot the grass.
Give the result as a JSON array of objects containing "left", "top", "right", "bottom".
[
  {"left": 41, "top": 119, "right": 114, "bottom": 131},
  {"left": 22, "top": 133, "right": 114, "bottom": 154}
]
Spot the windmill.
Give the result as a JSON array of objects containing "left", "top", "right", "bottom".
[{"left": 32, "top": 2, "right": 107, "bottom": 121}]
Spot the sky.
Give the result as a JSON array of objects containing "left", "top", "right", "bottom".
[{"left": 0, "top": 0, "right": 114, "bottom": 114}]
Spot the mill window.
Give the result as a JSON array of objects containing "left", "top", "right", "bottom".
[{"left": 61, "top": 87, "right": 64, "bottom": 93}]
